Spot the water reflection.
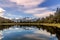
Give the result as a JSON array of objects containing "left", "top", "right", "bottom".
[
  {"left": 0, "top": 25, "right": 60, "bottom": 40},
  {"left": 0, "top": 25, "right": 13, "bottom": 30}
]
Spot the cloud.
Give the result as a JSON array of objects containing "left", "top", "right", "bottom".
[
  {"left": 33, "top": 10, "right": 55, "bottom": 18},
  {"left": 0, "top": 8, "right": 5, "bottom": 16},
  {"left": 24, "top": 7, "right": 47, "bottom": 14},
  {"left": 24, "top": 7, "right": 55, "bottom": 18},
  {"left": 0, "top": 31, "right": 3, "bottom": 39},
  {"left": 3, "top": 13, "right": 22, "bottom": 19},
  {"left": 10, "top": 0, "right": 45, "bottom": 8},
  {"left": 0, "top": 0, "right": 59, "bottom": 18},
  {"left": 0, "top": 0, "right": 17, "bottom": 8},
  {"left": 34, "top": 30, "right": 51, "bottom": 36},
  {"left": 34, "top": 29, "right": 56, "bottom": 37},
  {"left": 0, "top": 8, "right": 5, "bottom": 13}
]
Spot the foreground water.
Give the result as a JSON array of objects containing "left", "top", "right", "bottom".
[{"left": 0, "top": 25, "right": 60, "bottom": 40}]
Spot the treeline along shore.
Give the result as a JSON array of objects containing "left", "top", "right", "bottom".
[
  {"left": 0, "top": 23, "right": 41, "bottom": 25},
  {"left": 0, "top": 8, "right": 60, "bottom": 28},
  {"left": 0, "top": 23, "right": 60, "bottom": 28}
]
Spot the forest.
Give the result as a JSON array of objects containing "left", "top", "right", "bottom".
[
  {"left": 0, "top": 8, "right": 60, "bottom": 23},
  {"left": 36, "top": 8, "right": 60, "bottom": 23}
]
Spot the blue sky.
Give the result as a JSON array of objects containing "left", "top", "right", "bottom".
[{"left": 0, "top": 0, "right": 60, "bottom": 19}]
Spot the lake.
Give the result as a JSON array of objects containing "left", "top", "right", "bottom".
[{"left": 0, "top": 25, "right": 60, "bottom": 40}]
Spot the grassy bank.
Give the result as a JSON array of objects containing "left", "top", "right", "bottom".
[
  {"left": 0, "top": 23, "right": 40, "bottom": 26},
  {"left": 40, "top": 23, "right": 60, "bottom": 28},
  {"left": 0, "top": 23, "right": 60, "bottom": 28}
]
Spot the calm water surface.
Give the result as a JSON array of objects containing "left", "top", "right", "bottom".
[{"left": 0, "top": 25, "right": 59, "bottom": 40}]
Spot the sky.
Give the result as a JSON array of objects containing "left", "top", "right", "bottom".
[{"left": 0, "top": 0, "right": 60, "bottom": 19}]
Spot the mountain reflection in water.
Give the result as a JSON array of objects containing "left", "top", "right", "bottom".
[{"left": 0, "top": 25, "right": 60, "bottom": 40}]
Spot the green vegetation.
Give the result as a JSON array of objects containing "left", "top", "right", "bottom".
[
  {"left": 0, "top": 8, "right": 60, "bottom": 24},
  {"left": 0, "top": 8, "right": 60, "bottom": 28},
  {"left": 35, "top": 8, "right": 60, "bottom": 28},
  {"left": 0, "top": 23, "right": 40, "bottom": 25},
  {"left": 0, "top": 23, "right": 60, "bottom": 28},
  {"left": 40, "top": 23, "right": 60, "bottom": 28},
  {"left": 36, "top": 8, "right": 60, "bottom": 23},
  {"left": 0, "top": 17, "right": 14, "bottom": 23}
]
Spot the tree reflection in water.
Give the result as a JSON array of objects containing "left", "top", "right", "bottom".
[
  {"left": 0, "top": 25, "right": 60, "bottom": 40},
  {"left": 36, "top": 25, "right": 60, "bottom": 40},
  {"left": 0, "top": 25, "right": 13, "bottom": 30}
]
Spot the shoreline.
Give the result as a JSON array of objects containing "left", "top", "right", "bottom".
[{"left": 0, "top": 23, "right": 60, "bottom": 28}]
